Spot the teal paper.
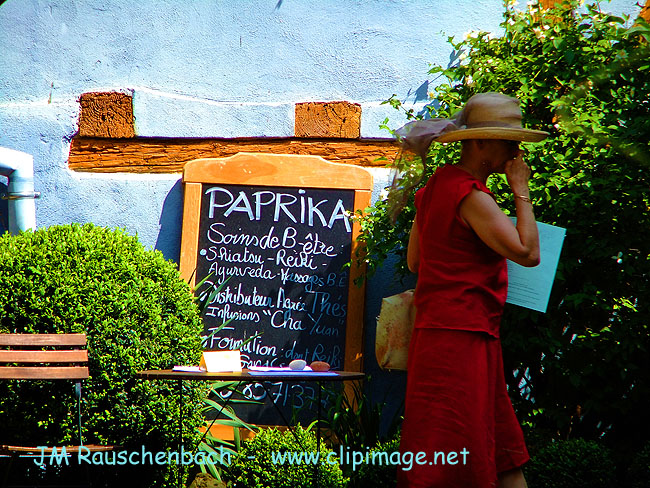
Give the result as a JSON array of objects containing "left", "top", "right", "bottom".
[{"left": 506, "top": 221, "right": 566, "bottom": 313}]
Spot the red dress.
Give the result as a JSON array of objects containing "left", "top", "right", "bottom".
[{"left": 397, "top": 165, "right": 529, "bottom": 488}]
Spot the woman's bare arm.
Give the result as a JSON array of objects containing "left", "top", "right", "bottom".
[
  {"left": 407, "top": 216, "right": 420, "bottom": 273},
  {"left": 459, "top": 156, "right": 540, "bottom": 267}
]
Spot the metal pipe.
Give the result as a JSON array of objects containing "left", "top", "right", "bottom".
[{"left": 0, "top": 147, "right": 40, "bottom": 234}]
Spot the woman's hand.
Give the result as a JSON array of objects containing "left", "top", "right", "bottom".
[{"left": 504, "top": 152, "right": 531, "bottom": 196}]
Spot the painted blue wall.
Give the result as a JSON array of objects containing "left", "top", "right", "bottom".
[{"left": 0, "top": 0, "right": 642, "bottom": 425}]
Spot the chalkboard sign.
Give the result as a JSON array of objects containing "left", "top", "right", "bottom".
[{"left": 179, "top": 153, "right": 372, "bottom": 424}]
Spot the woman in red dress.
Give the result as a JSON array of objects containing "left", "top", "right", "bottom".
[{"left": 395, "top": 93, "right": 548, "bottom": 488}]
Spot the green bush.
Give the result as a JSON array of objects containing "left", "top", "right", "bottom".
[
  {"left": 351, "top": 435, "right": 400, "bottom": 488},
  {"left": 524, "top": 439, "right": 616, "bottom": 488},
  {"left": 322, "top": 379, "right": 402, "bottom": 455},
  {"left": 223, "top": 425, "right": 348, "bottom": 488},
  {"left": 359, "top": 0, "right": 650, "bottom": 454},
  {"left": 626, "top": 441, "right": 650, "bottom": 488},
  {"left": 0, "top": 224, "right": 208, "bottom": 487}
]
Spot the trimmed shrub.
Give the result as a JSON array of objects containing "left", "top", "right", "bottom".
[
  {"left": 0, "top": 224, "right": 208, "bottom": 487},
  {"left": 626, "top": 441, "right": 650, "bottom": 488},
  {"left": 351, "top": 434, "right": 400, "bottom": 488},
  {"left": 224, "top": 426, "right": 348, "bottom": 488},
  {"left": 524, "top": 438, "right": 616, "bottom": 488}
]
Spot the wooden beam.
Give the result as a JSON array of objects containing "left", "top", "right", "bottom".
[
  {"left": 641, "top": 0, "right": 650, "bottom": 22},
  {"left": 539, "top": 0, "right": 572, "bottom": 9},
  {"left": 68, "top": 136, "right": 398, "bottom": 173},
  {"left": 0, "top": 333, "right": 87, "bottom": 346},
  {"left": 0, "top": 366, "right": 89, "bottom": 380}
]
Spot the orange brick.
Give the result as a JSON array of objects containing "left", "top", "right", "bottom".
[
  {"left": 295, "top": 101, "right": 361, "bottom": 138},
  {"left": 78, "top": 92, "right": 135, "bottom": 138}
]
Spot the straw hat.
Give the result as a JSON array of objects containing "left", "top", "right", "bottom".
[
  {"left": 387, "top": 93, "right": 549, "bottom": 222},
  {"left": 434, "top": 92, "right": 549, "bottom": 143}
]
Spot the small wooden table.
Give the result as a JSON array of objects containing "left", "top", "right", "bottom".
[
  {"left": 137, "top": 369, "right": 364, "bottom": 382},
  {"left": 136, "top": 369, "right": 365, "bottom": 487}
]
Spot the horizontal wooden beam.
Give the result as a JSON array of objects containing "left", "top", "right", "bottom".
[
  {"left": 0, "top": 350, "right": 88, "bottom": 363},
  {"left": 0, "top": 333, "right": 87, "bottom": 346},
  {"left": 68, "top": 136, "right": 398, "bottom": 173},
  {"left": 641, "top": 0, "right": 650, "bottom": 22},
  {"left": 1, "top": 444, "right": 116, "bottom": 454},
  {"left": 0, "top": 366, "right": 89, "bottom": 380}
]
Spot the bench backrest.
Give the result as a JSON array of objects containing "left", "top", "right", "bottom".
[{"left": 0, "top": 333, "right": 89, "bottom": 380}]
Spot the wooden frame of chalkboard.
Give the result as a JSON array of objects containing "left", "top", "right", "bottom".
[{"left": 180, "top": 153, "right": 372, "bottom": 382}]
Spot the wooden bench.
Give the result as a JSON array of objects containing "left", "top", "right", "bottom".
[{"left": 0, "top": 333, "right": 114, "bottom": 487}]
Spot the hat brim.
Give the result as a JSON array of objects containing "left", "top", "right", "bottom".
[{"left": 434, "top": 127, "right": 549, "bottom": 143}]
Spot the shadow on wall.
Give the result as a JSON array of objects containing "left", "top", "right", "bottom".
[
  {"left": 363, "top": 254, "right": 416, "bottom": 437},
  {"left": 154, "top": 179, "right": 183, "bottom": 263},
  {"left": 406, "top": 48, "right": 462, "bottom": 120}
]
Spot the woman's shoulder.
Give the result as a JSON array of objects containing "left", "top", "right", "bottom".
[{"left": 444, "top": 165, "right": 491, "bottom": 193}]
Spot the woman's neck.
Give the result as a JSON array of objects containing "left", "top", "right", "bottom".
[{"left": 456, "top": 158, "right": 490, "bottom": 183}]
